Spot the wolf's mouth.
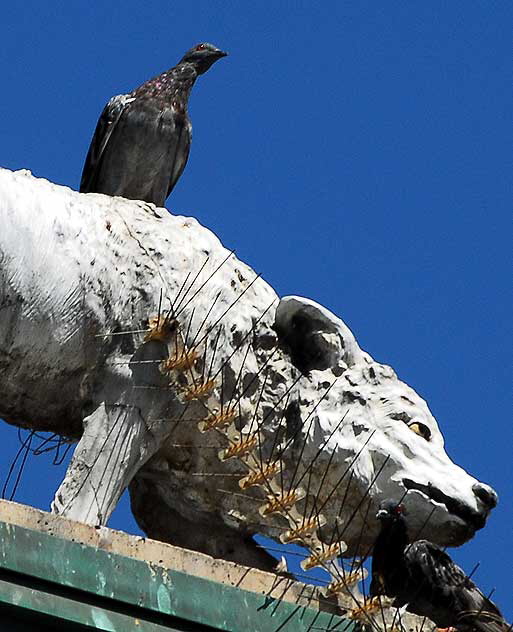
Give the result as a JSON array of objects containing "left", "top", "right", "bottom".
[{"left": 402, "top": 478, "right": 487, "bottom": 531}]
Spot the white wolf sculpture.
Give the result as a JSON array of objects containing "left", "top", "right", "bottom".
[{"left": 0, "top": 168, "right": 497, "bottom": 574}]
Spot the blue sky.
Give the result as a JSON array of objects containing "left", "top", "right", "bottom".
[{"left": 1, "top": 1, "right": 511, "bottom": 619}]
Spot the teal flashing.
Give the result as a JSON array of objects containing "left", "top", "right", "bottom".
[
  {"left": 0, "top": 577, "right": 185, "bottom": 631},
  {"left": 0, "top": 520, "right": 354, "bottom": 632}
]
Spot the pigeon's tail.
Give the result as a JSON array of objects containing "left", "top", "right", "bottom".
[{"left": 458, "top": 608, "right": 511, "bottom": 632}]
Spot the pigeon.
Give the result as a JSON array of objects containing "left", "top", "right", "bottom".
[
  {"left": 370, "top": 500, "right": 510, "bottom": 632},
  {"left": 80, "top": 43, "right": 227, "bottom": 207}
]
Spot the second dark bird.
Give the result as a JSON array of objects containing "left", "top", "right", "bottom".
[
  {"left": 80, "top": 43, "right": 227, "bottom": 207},
  {"left": 370, "top": 500, "right": 509, "bottom": 632}
]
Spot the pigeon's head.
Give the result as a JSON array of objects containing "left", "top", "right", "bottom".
[
  {"left": 376, "top": 500, "right": 407, "bottom": 524},
  {"left": 180, "top": 43, "right": 228, "bottom": 75}
]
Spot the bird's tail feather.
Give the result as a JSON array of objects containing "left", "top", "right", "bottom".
[{"left": 457, "top": 608, "right": 510, "bottom": 632}]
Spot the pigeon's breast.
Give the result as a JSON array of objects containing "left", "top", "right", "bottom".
[{"left": 105, "top": 102, "right": 190, "bottom": 205}]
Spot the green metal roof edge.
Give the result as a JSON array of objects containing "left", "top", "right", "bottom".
[
  {"left": 0, "top": 521, "right": 354, "bottom": 632},
  {"left": 0, "top": 576, "right": 187, "bottom": 632}
]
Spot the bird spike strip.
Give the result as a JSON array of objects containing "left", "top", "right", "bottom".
[
  {"left": 301, "top": 541, "right": 348, "bottom": 572},
  {"left": 347, "top": 595, "right": 415, "bottom": 632},
  {"left": 160, "top": 348, "right": 199, "bottom": 372},
  {"left": 238, "top": 461, "right": 282, "bottom": 489},
  {"left": 144, "top": 315, "right": 177, "bottom": 342},
  {"left": 183, "top": 378, "right": 217, "bottom": 401},
  {"left": 260, "top": 488, "right": 306, "bottom": 517},
  {"left": 219, "top": 434, "right": 259, "bottom": 461},
  {"left": 325, "top": 568, "right": 368, "bottom": 595},
  {"left": 145, "top": 307, "right": 432, "bottom": 631},
  {"left": 198, "top": 408, "right": 237, "bottom": 433},
  {"left": 347, "top": 596, "right": 385, "bottom": 619},
  {"left": 280, "top": 515, "right": 325, "bottom": 545},
  {"left": 146, "top": 310, "right": 353, "bottom": 590}
]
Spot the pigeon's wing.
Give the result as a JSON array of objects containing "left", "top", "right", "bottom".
[
  {"left": 405, "top": 541, "right": 506, "bottom": 631},
  {"left": 165, "top": 115, "right": 191, "bottom": 198},
  {"left": 405, "top": 540, "right": 469, "bottom": 589},
  {"left": 80, "top": 94, "right": 134, "bottom": 193}
]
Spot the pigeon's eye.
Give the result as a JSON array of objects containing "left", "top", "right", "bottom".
[
  {"left": 408, "top": 421, "right": 431, "bottom": 441},
  {"left": 196, "top": 44, "right": 205, "bottom": 51}
]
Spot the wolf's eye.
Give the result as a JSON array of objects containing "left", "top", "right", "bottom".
[{"left": 408, "top": 421, "right": 431, "bottom": 441}]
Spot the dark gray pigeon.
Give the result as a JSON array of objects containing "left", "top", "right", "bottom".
[
  {"left": 370, "top": 500, "right": 509, "bottom": 632},
  {"left": 80, "top": 43, "right": 227, "bottom": 207}
]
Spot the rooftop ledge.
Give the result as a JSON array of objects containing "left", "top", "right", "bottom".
[{"left": 0, "top": 499, "right": 351, "bottom": 631}]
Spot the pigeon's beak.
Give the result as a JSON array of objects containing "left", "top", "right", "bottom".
[
  {"left": 376, "top": 509, "right": 389, "bottom": 520},
  {"left": 216, "top": 50, "right": 228, "bottom": 58}
]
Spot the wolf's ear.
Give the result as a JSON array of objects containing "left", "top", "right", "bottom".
[{"left": 273, "top": 296, "right": 359, "bottom": 375}]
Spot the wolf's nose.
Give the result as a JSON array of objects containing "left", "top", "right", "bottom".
[{"left": 472, "top": 483, "right": 498, "bottom": 509}]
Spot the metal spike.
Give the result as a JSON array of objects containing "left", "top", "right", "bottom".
[
  {"left": 260, "top": 488, "right": 306, "bottom": 517},
  {"left": 144, "top": 315, "right": 177, "bottom": 342},
  {"left": 326, "top": 569, "right": 368, "bottom": 595},
  {"left": 160, "top": 349, "right": 199, "bottom": 373},
  {"left": 347, "top": 596, "right": 394, "bottom": 620},
  {"left": 301, "top": 541, "right": 348, "bottom": 571},
  {"left": 219, "top": 435, "right": 258, "bottom": 461},
  {"left": 198, "top": 408, "right": 237, "bottom": 433},
  {"left": 183, "top": 379, "right": 217, "bottom": 401},
  {"left": 174, "top": 251, "right": 234, "bottom": 319},
  {"left": 94, "top": 327, "right": 150, "bottom": 338},
  {"left": 280, "top": 515, "right": 326, "bottom": 544},
  {"left": 239, "top": 461, "right": 282, "bottom": 490},
  {"left": 172, "top": 255, "right": 211, "bottom": 317}
]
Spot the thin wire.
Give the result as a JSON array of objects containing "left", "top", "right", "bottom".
[
  {"left": 2, "top": 430, "right": 35, "bottom": 500},
  {"left": 285, "top": 378, "right": 340, "bottom": 493},
  {"left": 174, "top": 251, "right": 235, "bottom": 319},
  {"left": 186, "top": 290, "right": 222, "bottom": 353},
  {"left": 172, "top": 255, "right": 212, "bottom": 317},
  {"left": 210, "top": 297, "right": 277, "bottom": 388},
  {"left": 188, "top": 271, "right": 263, "bottom": 354},
  {"left": 57, "top": 406, "right": 130, "bottom": 515},
  {"left": 317, "top": 431, "right": 376, "bottom": 528}
]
